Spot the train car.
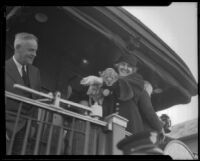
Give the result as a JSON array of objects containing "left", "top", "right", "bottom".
[{"left": 5, "top": 6, "right": 197, "bottom": 157}]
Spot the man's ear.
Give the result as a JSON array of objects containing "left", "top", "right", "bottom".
[{"left": 15, "top": 44, "right": 21, "bottom": 50}]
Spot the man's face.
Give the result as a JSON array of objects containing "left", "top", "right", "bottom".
[
  {"left": 117, "top": 62, "right": 133, "bottom": 77},
  {"left": 16, "top": 39, "right": 38, "bottom": 65}
]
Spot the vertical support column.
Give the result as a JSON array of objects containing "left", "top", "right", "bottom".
[
  {"left": 96, "top": 128, "right": 106, "bottom": 155},
  {"left": 83, "top": 121, "right": 90, "bottom": 155},
  {"left": 104, "top": 113, "right": 128, "bottom": 155}
]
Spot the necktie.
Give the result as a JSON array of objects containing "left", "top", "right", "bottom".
[
  {"left": 22, "top": 65, "right": 30, "bottom": 87},
  {"left": 21, "top": 66, "right": 32, "bottom": 111}
]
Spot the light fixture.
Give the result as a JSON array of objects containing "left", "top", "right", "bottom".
[
  {"left": 82, "top": 59, "right": 89, "bottom": 64},
  {"left": 35, "top": 13, "right": 48, "bottom": 23}
]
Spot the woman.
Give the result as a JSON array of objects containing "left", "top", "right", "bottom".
[{"left": 81, "top": 55, "right": 164, "bottom": 136}]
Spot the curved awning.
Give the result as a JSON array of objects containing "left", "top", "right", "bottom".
[{"left": 6, "top": 6, "right": 197, "bottom": 111}]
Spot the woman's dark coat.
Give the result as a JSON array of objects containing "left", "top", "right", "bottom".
[{"left": 103, "top": 72, "right": 164, "bottom": 134}]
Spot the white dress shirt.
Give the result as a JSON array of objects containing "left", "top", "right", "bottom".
[{"left": 13, "top": 56, "right": 26, "bottom": 77}]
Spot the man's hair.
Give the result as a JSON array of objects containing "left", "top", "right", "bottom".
[{"left": 14, "top": 32, "right": 38, "bottom": 49}]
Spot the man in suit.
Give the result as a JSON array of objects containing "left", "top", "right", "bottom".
[{"left": 5, "top": 32, "right": 41, "bottom": 154}]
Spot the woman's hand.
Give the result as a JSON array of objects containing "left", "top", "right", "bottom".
[{"left": 144, "top": 81, "right": 153, "bottom": 96}]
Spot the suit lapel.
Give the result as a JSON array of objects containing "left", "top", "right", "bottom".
[
  {"left": 7, "top": 58, "right": 39, "bottom": 99},
  {"left": 6, "top": 58, "right": 24, "bottom": 85}
]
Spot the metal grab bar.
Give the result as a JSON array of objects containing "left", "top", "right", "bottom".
[
  {"left": 14, "top": 84, "right": 53, "bottom": 99},
  {"left": 13, "top": 84, "right": 92, "bottom": 112}
]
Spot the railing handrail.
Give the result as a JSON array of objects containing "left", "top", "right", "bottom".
[
  {"left": 13, "top": 84, "right": 92, "bottom": 112},
  {"left": 5, "top": 90, "right": 107, "bottom": 127}
]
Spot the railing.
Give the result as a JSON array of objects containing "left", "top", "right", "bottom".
[{"left": 5, "top": 84, "right": 129, "bottom": 155}]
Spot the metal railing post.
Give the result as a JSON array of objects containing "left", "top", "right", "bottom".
[
  {"left": 21, "top": 119, "right": 32, "bottom": 155},
  {"left": 45, "top": 124, "right": 54, "bottom": 155},
  {"left": 52, "top": 92, "right": 63, "bottom": 126},
  {"left": 83, "top": 121, "right": 90, "bottom": 155}
]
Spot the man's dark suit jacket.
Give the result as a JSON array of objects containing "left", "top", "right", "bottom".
[{"left": 5, "top": 57, "right": 41, "bottom": 138}]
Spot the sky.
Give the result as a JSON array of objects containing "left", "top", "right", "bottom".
[{"left": 123, "top": 2, "right": 198, "bottom": 126}]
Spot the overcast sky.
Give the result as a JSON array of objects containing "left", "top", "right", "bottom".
[{"left": 123, "top": 2, "right": 198, "bottom": 125}]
